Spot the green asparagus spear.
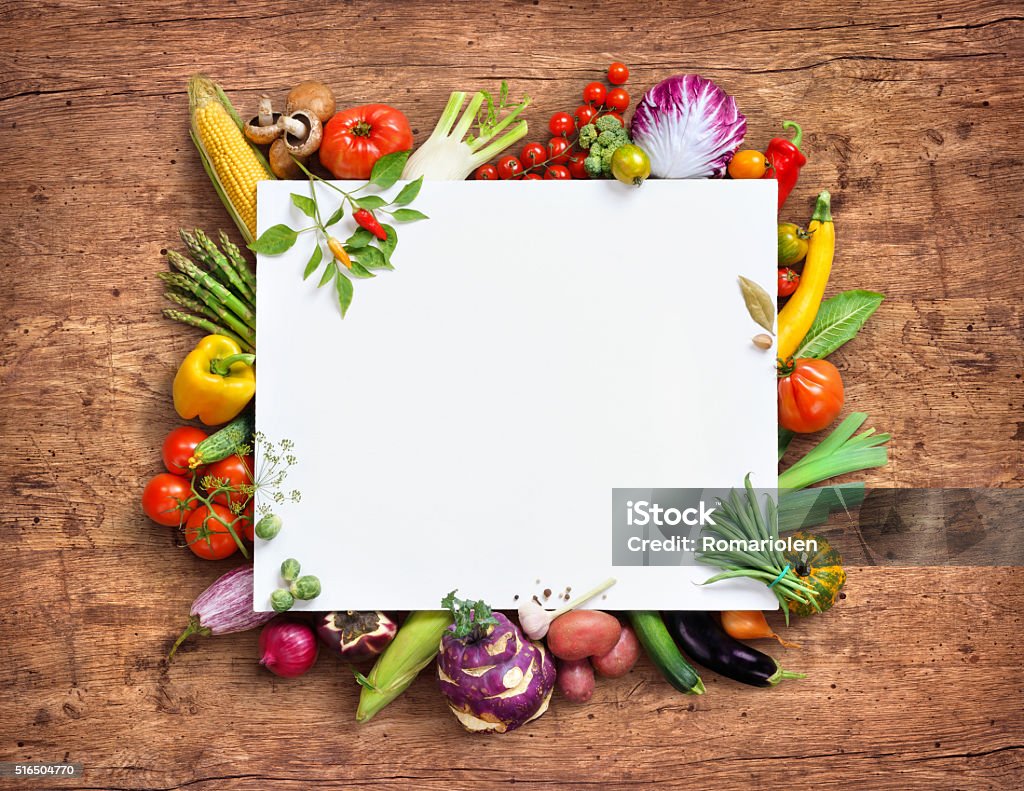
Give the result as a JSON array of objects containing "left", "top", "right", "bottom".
[
  {"left": 193, "top": 229, "right": 255, "bottom": 307},
  {"left": 219, "top": 230, "right": 257, "bottom": 296},
  {"left": 162, "top": 309, "right": 254, "bottom": 352},
  {"left": 166, "top": 250, "right": 255, "bottom": 329},
  {"left": 157, "top": 270, "right": 255, "bottom": 345},
  {"left": 164, "top": 289, "right": 221, "bottom": 324}
]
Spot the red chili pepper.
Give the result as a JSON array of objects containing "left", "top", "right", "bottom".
[
  {"left": 761, "top": 121, "right": 806, "bottom": 211},
  {"left": 353, "top": 208, "right": 388, "bottom": 241}
]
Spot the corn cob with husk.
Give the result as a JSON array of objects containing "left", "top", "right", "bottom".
[{"left": 188, "top": 74, "right": 274, "bottom": 244}]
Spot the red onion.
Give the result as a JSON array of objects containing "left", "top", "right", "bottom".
[{"left": 259, "top": 618, "right": 319, "bottom": 678}]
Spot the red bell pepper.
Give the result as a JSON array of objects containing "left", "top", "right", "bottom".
[{"left": 762, "top": 121, "right": 806, "bottom": 211}]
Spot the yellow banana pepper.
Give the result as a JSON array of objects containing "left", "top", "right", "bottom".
[
  {"left": 173, "top": 334, "right": 255, "bottom": 426},
  {"left": 777, "top": 191, "right": 834, "bottom": 362}
]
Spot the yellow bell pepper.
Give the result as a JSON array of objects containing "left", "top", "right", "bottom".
[
  {"left": 173, "top": 334, "right": 255, "bottom": 426},
  {"left": 777, "top": 191, "right": 834, "bottom": 362}
]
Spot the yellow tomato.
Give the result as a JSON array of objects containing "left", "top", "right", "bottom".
[{"left": 728, "top": 150, "right": 770, "bottom": 179}]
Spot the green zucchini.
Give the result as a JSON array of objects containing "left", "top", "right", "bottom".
[
  {"left": 190, "top": 410, "right": 254, "bottom": 468},
  {"left": 628, "top": 611, "right": 705, "bottom": 695}
]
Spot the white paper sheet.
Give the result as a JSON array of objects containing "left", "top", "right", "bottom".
[{"left": 255, "top": 179, "right": 778, "bottom": 611}]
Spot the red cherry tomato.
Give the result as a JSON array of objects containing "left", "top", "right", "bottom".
[
  {"left": 606, "top": 88, "right": 630, "bottom": 112},
  {"left": 544, "top": 165, "right": 572, "bottom": 180},
  {"left": 582, "top": 82, "right": 607, "bottom": 106},
  {"left": 240, "top": 501, "right": 255, "bottom": 542},
  {"left": 204, "top": 455, "right": 254, "bottom": 507},
  {"left": 547, "top": 136, "right": 571, "bottom": 165},
  {"left": 474, "top": 164, "right": 499, "bottom": 181},
  {"left": 607, "top": 62, "right": 630, "bottom": 85},
  {"left": 520, "top": 142, "right": 548, "bottom": 168},
  {"left": 566, "top": 149, "right": 590, "bottom": 179},
  {"left": 778, "top": 268, "right": 800, "bottom": 297},
  {"left": 142, "top": 473, "right": 196, "bottom": 527},
  {"left": 162, "top": 426, "right": 208, "bottom": 476},
  {"left": 574, "top": 105, "right": 598, "bottom": 128},
  {"left": 318, "top": 104, "right": 414, "bottom": 180},
  {"left": 496, "top": 156, "right": 523, "bottom": 179},
  {"left": 778, "top": 358, "right": 845, "bottom": 433},
  {"left": 522, "top": 173, "right": 543, "bottom": 180},
  {"left": 549, "top": 112, "right": 574, "bottom": 136},
  {"left": 598, "top": 112, "right": 625, "bottom": 127},
  {"left": 185, "top": 504, "right": 241, "bottom": 560}
]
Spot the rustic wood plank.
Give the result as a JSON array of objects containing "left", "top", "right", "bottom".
[{"left": 1, "top": 0, "right": 1022, "bottom": 788}]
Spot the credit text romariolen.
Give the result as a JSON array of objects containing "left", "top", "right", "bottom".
[{"left": 626, "top": 536, "right": 819, "bottom": 553}]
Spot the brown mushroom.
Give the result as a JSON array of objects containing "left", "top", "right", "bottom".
[
  {"left": 268, "top": 138, "right": 306, "bottom": 179},
  {"left": 244, "top": 96, "right": 283, "bottom": 145},
  {"left": 285, "top": 80, "right": 336, "bottom": 125},
  {"left": 280, "top": 108, "right": 322, "bottom": 158}
]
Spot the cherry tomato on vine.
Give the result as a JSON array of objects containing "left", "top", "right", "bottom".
[
  {"left": 142, "top": 473, "right": 196, "bottom": 527},
  {"left": 522, "top": 173, "right": 543, "bottom": 180},
  {"left": 520, "top": 142, "right": 548, "bottom": 168},
  {"left": 728, "top": 150, "right": 770, "bottom": 179},
  {"left": 549, "top": 112, "right": 574, "bottom": 136},
  {"left": 162, "top": 426, "right": 208, "bottom": 476},
  {"left": 778, "top": 358, "right": 845, "bottom": 434},
  {"left": 597, "top": 112, "right": 624, "bottom": 127},
  {"left": 566, "top": 149, "right": 590, "bottom": 179},
  {"left": 185, "top": 503, "right": 241, "bottom": 560},
  {"left": 778, "top": 267, "right": 800, "bottom": 297},
  {"left": 607, "top": 62, "right": 630, "bottom": 85},
  {"left": 240, "top": 501, "right": 255, "bottom": 542},
  {"left": 582, "top": 82, "right": 607, "bottom": 106},
  {"left": 205, "top": 455, "right": 254, "bottom": 507},
  {"left": 606, "top": 88, "right": 630, "bottom": 113},
  {"left": 547, "top": 136, "right": 571, "bottom": 165},
  {"left": 496, "top": 156, "right": 524, "bottom": 179},
  {"left": 574, "top": 104, "right": 598, "bottom": 128},
  {"left": 544, "top": 165, "right": 572, "bottom": 180},
  {"left": 474, "top": 164, "right": 499, "bottom": 181}
]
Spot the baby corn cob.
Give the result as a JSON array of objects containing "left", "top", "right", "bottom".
[{"left": 188, "top": 75, "right": 273, "bottom": 244}]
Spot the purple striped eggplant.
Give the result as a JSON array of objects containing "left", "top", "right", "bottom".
[{"left": 168, "top": 565, "right": 275, "bottom": 659}]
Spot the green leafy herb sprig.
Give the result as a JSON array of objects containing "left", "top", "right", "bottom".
[
  {"left": 442, "top": 590, "right": 499, "bottom": 641},
  {"left": 248, "top": 150, "right": 428, "bottom": 318}
]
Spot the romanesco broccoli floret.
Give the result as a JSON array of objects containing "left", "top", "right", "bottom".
[
  {"left": 595, "top": 115, "right": 624, "bottom": 134},
  {"left": 596, "top": 129, "right": 623, "bottom": 148},
  {"left": 577, "top": 123, "right": 598, "bottom": 149},
  {"left": 584, "top": 154, "right": 604, "bottom": 178},
  {"left": 600, "top": 147, "right": 616, "bottom": 174}
]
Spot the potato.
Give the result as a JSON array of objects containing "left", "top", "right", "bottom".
[
  {"left": 547, "top": 610, "right": 622, "bottom": 661},
  {"left": 591, "top": 623, "right": 640, "bottom": 678},
  {"left": 555, "top": 658, "right": 595, "bottom": 703}
]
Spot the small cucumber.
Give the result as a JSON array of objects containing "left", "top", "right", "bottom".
[
  {"left": 628, "top": 611, "right": 705, "bottom": 695},
  {"left": 190, "top": 411, "right": 254, "bottom": 468}
]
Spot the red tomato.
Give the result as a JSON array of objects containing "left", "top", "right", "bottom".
[
  {"left": 606, "top": 88, "right": 630, "bottom": 112},
  {"left": 598, "top": 112, "right": 625, "bottom": 127},
  {"left": 522, "top": 173, "right": 543, "bottom": 180},
  {"left": 240, "top": 502, "right": 255, "bottom": 542},
  {"left": 496, "top": 156, "right": 523, "bottom": 179},
  {"left": 778, "top": 359, "right": 845, "bottom": 433},
  {"left": 549, "top": 112, "right": 574, "bottom": 136},
  {"left": 162, "top": 426, "right": 208, "bottom": 476},
  {"left": 204, "top": 455, "right": 254, "bottom": 507},
  {"left": 520, "top": 142, "right": 548, "bottom": 168},
  {"left": 185, "top": 504, "right": 241, "bottom": 560},
  {"left": 778, "top": 268, "right": 800, "bottom": 297},
  {"left": 142, "top": 473, "right": 195, "bottom": 527},
  {"left": 566, "top": 150, "right": 590, "bottom": 179},
  {"left": 474, "top": 164, "right": 499, "bottom": 180},
  {"left": 574, "top": 104, "right": 598, "bottom": 128},
  {"left": 319, "top": 104, "right": 413, "bottom": 180},
  {"left": 582, "top": 82, "right": 607, "bottom": 105},
  {"left": 544, "top": 166, "right": 572, "bottom": 180},
  {"left": 547, "top": 137, "right": 571, "bottom": 165},
  {"left": 607, "top": 62, "right": 630, "bottom": 85}
]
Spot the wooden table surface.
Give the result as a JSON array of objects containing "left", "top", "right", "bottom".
[{"left": 1, "top": 1, "right": 1022, "bottom": 788}]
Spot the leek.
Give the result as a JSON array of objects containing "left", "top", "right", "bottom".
[
  {"left": 778, "top": 412, "right": 890, "bottom": 492},
  {"left": 402, "top": 85, "right": 530, "bottom": 180}
]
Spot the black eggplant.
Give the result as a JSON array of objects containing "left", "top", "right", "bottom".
[{"left": 662, "top": 611, "right": 805, "bottom": 687}]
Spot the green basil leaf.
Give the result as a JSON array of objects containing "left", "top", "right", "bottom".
[
  {"left": 370, "top": 150, "right": 411, "bottom": 189},
  {"left": 318, "top": 259, "right": 337, "bottom": 288},
  {"left": 389, "top": 208, "right": 429, "bottom": 223},
  {"left": 335, "top": 270, "right": 354, "bottom": 318},
  {"left": 356, "top": 195, "right": 387, "bottom": 210},
  {"left": 379, "top": 225, "right": 397, "bottom": 259},
  {"left": 392, "top": 176, "right": 423, "bottom": 205},
  {"left": 324, "top": 205, "right": 345, "bottom": 227},
  {"left": 348, "top": 259, "right": 376, "bottom": 279},
  {"left": 249, "top": 224, "right": 297, "bottom": 255},
  {"left": 355, "top": 245, "right": 390, "bottom": 271},
  {"left": 795, "top": 290, "right": 885, "bottom": 359},
  {"left": 302, "top": 244, "right": 323, "bottom": 280},
  {"left": 346, "top": 227, "right": 374, "bottom": 248},
  {"left": 738, "top": 275, "right": 775, "bottom": 334},
  {"left": 290, "top": 193, "right": 317, "bottom": 219}
]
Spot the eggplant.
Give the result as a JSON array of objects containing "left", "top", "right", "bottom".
[{"left": 661, "top": 611, "right": 805, "bottom": 687}]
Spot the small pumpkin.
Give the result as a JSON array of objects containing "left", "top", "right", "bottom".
[{"left": 783, "top": 531, "right": 846, "bottom": 617}]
